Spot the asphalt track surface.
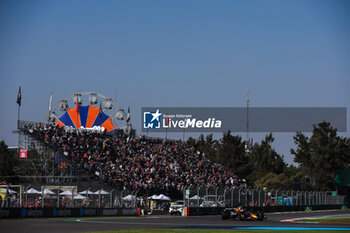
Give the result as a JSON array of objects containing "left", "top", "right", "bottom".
[{"left": 1, "top": 210, "right": 350, "bottom": 233}]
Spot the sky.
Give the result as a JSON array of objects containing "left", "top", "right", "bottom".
[{"left": 0, "top": 0, "right": 349, "bottom": 164}]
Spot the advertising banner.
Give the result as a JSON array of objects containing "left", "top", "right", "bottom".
[{"left": 142, "top": 107, "right": 346, "bottom": 132}]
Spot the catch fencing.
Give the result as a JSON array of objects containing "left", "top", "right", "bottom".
[
  {"left": 1, "top": 185, "right": 345, "bottom": 209},
  {"left": 182, "top": 186, "right": 345, "bottom": 208},
  {"left": 0, "top": 185, "right": 140, "bottom": 209}
]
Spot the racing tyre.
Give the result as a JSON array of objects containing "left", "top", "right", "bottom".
[
  {"left": 257, "top": 212, "right": 264, "bottom": 221},
  {"left": 221, "top": 211, "right": 229, "bottom": 220},
  {"left": 239, "top": 214, "right": 245, "bottom": 221}
]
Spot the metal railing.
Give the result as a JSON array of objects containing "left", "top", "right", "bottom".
[
  {"left": 1, "top": 184, "right": 345, "bottom": 209},
  {"left": 0, "top": 185, "right": 140, "bottom": 209},
  {"left": 182, "top": 186, "right": 345, "bottom": 207}
]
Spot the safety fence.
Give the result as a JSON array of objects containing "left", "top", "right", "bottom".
[
  {"left": 182, "top": 186, "right": 345, "bottom": 207},
  {"left": 0, "top": 185, "right": 141, "bottom": 209},
  {"left": 1, "top": 185, "right": 346, "bottom": 210}
]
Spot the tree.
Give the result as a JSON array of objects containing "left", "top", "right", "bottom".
[
  {"left": 187, "top": 132, "right": 250, "bottom": 179},
  {"left": 214, "top": 131, "right": 250, "bottom": 179},
  {"left": 187, "top": 132, "right": 288, "bottom": 186},
  {"left": 255, "top": 172, "right": 291, "bottom": 190},
  {"left": 248, "top": 133, "right": 286, "bottom": 183},
  {"left": 254, "top": 165, "right": 302, "bottom": 190},
  {"left": 187, "top": 134, "right": 217, "bottom": 161},
  {"left": 291, "top": 121, "right": 350, "bottom": 191},
  {"left": 0, "top": 140, "right": 16, "bottom": 183}
]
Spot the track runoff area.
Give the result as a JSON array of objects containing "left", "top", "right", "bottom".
[{"left": 1, "top": 210, "right": 350, "bottom": 233}]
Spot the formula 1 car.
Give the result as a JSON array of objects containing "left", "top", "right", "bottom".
[{"left": 221, "top": 207, "right": 266, "bottom": 221}]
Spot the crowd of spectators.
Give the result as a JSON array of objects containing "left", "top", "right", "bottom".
[{"left": 23, "top": 123, "right": 246, "bottom": 196}]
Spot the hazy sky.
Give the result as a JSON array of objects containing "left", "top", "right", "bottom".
[{"left": 0, "top": 0, "right": 349, "bottom": 164}]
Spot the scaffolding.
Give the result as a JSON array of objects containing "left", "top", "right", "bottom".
[{"left": 9, "top": 120, "right": 89, "bottom": 185}]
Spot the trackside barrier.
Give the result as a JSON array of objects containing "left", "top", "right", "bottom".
[
  {"left": 137, "top": 208, "right": 141, "bottom": 216},
  {"left": 0, "top": 208, "right": 138, "bottom": 219},
  {"left": 182, "top": 207, "right": 190, "bottom": 216},
  {"left": 183, "top": 186, "right": 345, "bottom": 208},
  {"left": 181, "top": 207, "right": 190, "bottom": 216},
  {"left": 186, "top": 205, "right": 345, "bottom": 216}
]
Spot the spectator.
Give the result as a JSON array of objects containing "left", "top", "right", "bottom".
[{"left": 23, "top": 123, "right": 245, "bottom": 197}]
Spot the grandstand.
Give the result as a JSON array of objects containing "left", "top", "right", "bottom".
[
  {"left": 8, "top": 119, "right": 344, "bottom": 211},
  {"left": 11, "top": 92, "right": 243, "bottom": 201},
  {"left": 18, "top": 120, "right": 243, "bottom": 199},
  {"left": 6, "top": 91, "right": 344, "bottom": 212}
]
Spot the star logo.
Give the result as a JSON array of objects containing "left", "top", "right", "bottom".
[
  {"left": 150, "top": 109, "right": 162, "bottom": 122},
  {"left": 143, "top": 109, "right": 162, "bottom": 129}
]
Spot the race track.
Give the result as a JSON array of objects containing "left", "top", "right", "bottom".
[{"left": 1, "top": 209, "right": 350, "bottom": 233}]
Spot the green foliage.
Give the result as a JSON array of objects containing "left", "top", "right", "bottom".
[
  {"left": 0, "top": 140, "right": 16, "bottom": 183},
  {"left": 187, "top": 122, "right": 348, "bottom": 190},
  {"left": 187, "top": 132, "right": 288, "bottom": 185},
  {"left": 254, "top": 164, "right": 304, "bottom": 190},
  {"left": 254, "top": 172, "right": 290, "bottom": 190},
  {"left": 291, "top": 121, "right": 350, "bottom": 191},
  {"left": 187, "top": 134, "right": 217, "bottom": 161},
  {"left": 187, "top": 132, "right": 251, "bottom": 179},
  {"left": 214, "top": 131, "right": 250, "bottom": 178},
  {"left": 86, "top": 229, "right": 341, "bottom": 233},
  {"left": 247, "top": 133, "right": 286, "bottom": 183}
]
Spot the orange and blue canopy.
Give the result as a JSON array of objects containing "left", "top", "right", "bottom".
[{"left": 57, "top": 105, "right": 116, "bottom": 132}]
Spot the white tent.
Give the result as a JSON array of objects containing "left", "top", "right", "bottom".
[
  {"left": 94, "top": 189, "right": 109, "bottom": 195},
  {"left": 73, "top": 194, "right": 87, "bottom": 200},
  {"left": 157, "top": 194, "right": 170, "bottom": 201},
  {"left": 189, "top": 195, "right": 201, "bottom": 200},
  {"left": 0, "top": 188, "right": 17, "bottom": 194},
  {"left": 122, "top": 194, "right": 140, "bottom": 201},
  {"left": 148, "top": 194, "right": 170, "bottom": 201},
  {"left": 79, "top": 190, "right": 95, "bottom": 195},
  {"left": 148, "top": 194, "right": 159, "bottom": 200},
  {"left": 25, "top": 188, "right": 41, "bottom": 194},
  {"left": 59, "top": 190, "right": 73, "bottom": 196},
  {"left": 42, "top": 189, "right": 55, "bottom": 195}
]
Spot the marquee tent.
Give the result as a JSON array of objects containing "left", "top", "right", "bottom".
[
  {"left": 79, "top": 190, "right": 95, "bottom": 195},
  {"left": 122, "top": 195, "right": 140, "bottom": 201},
  {"left": 59, "top": 190, "right": 74, "bottom": 196},
  {"left": 94, "top": 189, "right": 109, "bottom": 195},
  {"left": 25, "top": 188, "right": 40, "bottom": 194},
  {"left": 73, "top": 194, "right": 87, "bottom": 200},
  {"left": 157, "top": 194, "right": 171, "bottom": 201},
  {"left": 148, "top": 194, "right": 170, "bottom": 201},
  {"left": 0, "top": 188, "right": 17, "bottom": 194},
  {"left": 189, "top": 195, "right": 201, "bottom": 200},
  {"left": 42, "top": 189, "right": 55, "bottom": 195}
]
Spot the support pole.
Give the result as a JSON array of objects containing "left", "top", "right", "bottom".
[{"left": 17, "top": 104, "right": 21, "bottom": 153}]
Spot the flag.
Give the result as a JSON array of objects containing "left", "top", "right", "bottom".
[
  {"left": 16, "top": 86, "right": 22, "bottom": 106},
  {"left": 76, "top": 100, "right": 80, "bottom": 128},
  {"left": 126, "top": 107, "right": 130, "bottom": 123},
  {"left": 99, "top": 102, "right": 102, "bottom": 117},
  {"left": 48, "top": 92, "right": 52, "bottom": 112},
  {"left": 247, "top": 90, "right": 250, "bottom": 104},
  {"left": 166, "top": 113, "right": 169, "bottom": 127},
  {"left": 76, "top": 100, "right": 79, "bottom": 113}
]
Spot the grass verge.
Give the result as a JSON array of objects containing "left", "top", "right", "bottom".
[{"left": 85, "top": 230, "right": 350, "bottom": 233}]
